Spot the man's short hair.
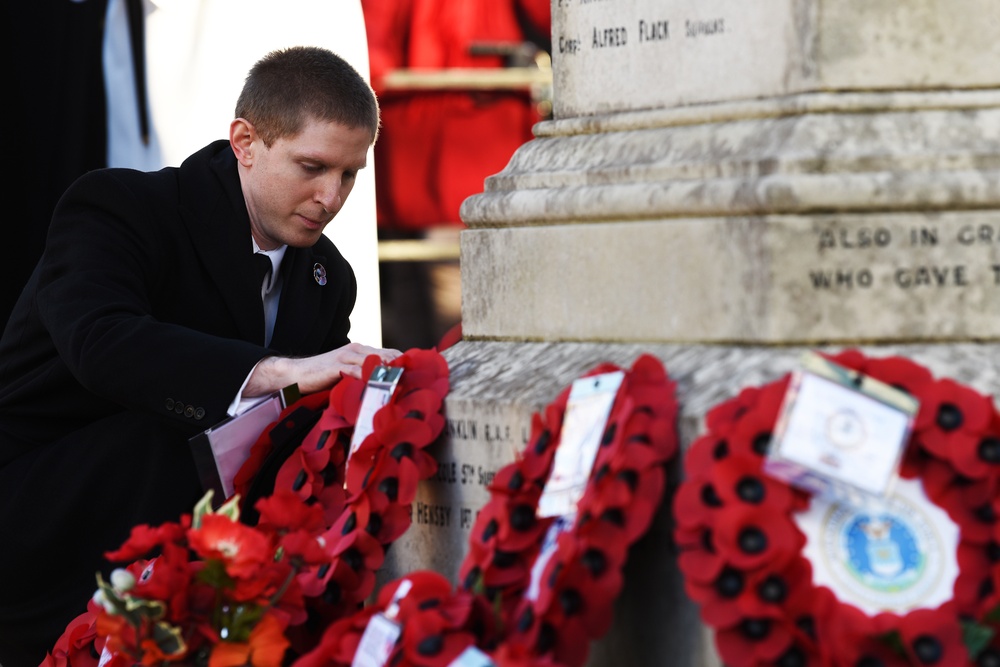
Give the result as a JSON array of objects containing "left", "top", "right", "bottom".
[{"left": 236, "top": 45, "right": 380, "bottom": 146}]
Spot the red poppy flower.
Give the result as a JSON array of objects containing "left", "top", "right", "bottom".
[
  {"left": 673, "top": 469, "right": 724, "bottom": 535},
  {"left": 715, "top": 616, "right": 795, "bottom": 667},
  {"left": 292, "top": 610, "right": 376, "bottom": 667},
  {"left": 934, "top": 477, "right": 996, "bottom": 545},
  {"left": 677, "top": 534, "right": 727, "bottom": 588},
  {"left": 328, "top": 373, "right": 365, "bottom": 427},
  {"left": 897, "top": 604, "right": 968, "bottom": 667},
  {"left": 576, "top": 463, "right": 665, "bottom": 543},
  {"left": 209, "top": 612, "right": 290, "bottom": 667},
  {"left": 712, "top": 454, "right": 797, "bottom": 514},
  {"left": 130, "top": 545, "right": 195, "bottom": 623},
  {"left": 682, "top": 433, "right": 731, "bottom": 483},
  {"left": 255, "top": 489, "right": 327, "bottom": 534},
  {"left": 816, "top": 601, "right": 909, "bottom": 667},
  {"left": 862, "top": 355, "right": 935, "bottom": 397},
  {"left": 726, "top": 378, "right": 790, "bottom": 460},
  {"left": 915, "top": 379, "right": 994, "bottom": 460},
  {"left": 953, "top": 540, "right": 996, "bottom": 617},
  {"left": 400, "top": 609, "right": 476, "bottom": 667},
  {"left": 712, "top": 505, "right": 802, "bottom": 571},
  {"left": 104, "top": 518, "right": 190, "bottom": 562},
  {"left": 188, "top": 514, "right": 273, "bottom": 579},
  {"left": 706, "top": 385, "right": 763, "bottom": 435},
  {"left": 325, "top": 527, "right": 385, "bottom": 599},
  {"left": 233, "top": 391, "right": 331, "bottom": 500},
  {"left": 44, "top": 602, "right": 104, "bottom": 667}
]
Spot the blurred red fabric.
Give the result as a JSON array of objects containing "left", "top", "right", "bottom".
[{"left": 361, "top": 0, "right": 551, "bottom": 230}]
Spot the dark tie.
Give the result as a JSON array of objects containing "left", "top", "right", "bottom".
[{"left": 254, "top": 253, "right": 273, "bottom": 294}]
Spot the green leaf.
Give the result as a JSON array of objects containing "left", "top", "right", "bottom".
[
  {"left": 227, "top": 604, "right": 265, "bottom": 642},
  {"left": 217, "top": 494, "right": 242, "bottom": 521},
  {"left": 196, "top": 559, "right": 234, "bottom": 589},
  {"left": 986, "top": 603, "right": 1000, "bottom": 624},
  {"left": 962, "top": 619, "right": 995, "bottom": 659},
  {"left": 151, "top": 620, "right": 187, "bottom": 657},
  {"left": 876, "top": 629, "right": 907, "bottom": 656},
  {"left": 192, "top": 491, "right": 215, "bottom": 529}
]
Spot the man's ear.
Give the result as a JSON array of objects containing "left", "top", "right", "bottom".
[{"left": 230, "top": 118, "right": 256, "bottom": 166}]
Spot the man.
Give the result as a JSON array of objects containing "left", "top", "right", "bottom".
[{"left": 0, "top": 46, "right": 398, "bottom": 664}]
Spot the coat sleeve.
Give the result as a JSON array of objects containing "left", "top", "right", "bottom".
[{"left": 36, "top": 168, "right": 267, "bottom": 430}]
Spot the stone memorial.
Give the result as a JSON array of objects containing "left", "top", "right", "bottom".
[{"left": 379, "top": 1, "right": 1000, "bottom": 665}]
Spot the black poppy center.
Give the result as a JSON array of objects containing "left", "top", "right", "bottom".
[
  {"left": 741, "top": 618, "right": 771, "bottom": 640},
  {"left": 714, "top": 567, "right": 743, "bottom": 598},
  {"left": 738, "top": 527, "right": 768, "bottom": 554},
  {"left": 582, "top": 548, "right": 607, "bottom": 577},
  {"left": 978, "top": 437, "right": 1000, "bottom": 464},
  {"left": 417, "top": 635, "right": 443, "bottom": 656},
  {"left": 752, "top": 432, "right": 772, "bottom": 455},
  {"left": 510, "top": 504, "right": 536, "bottom": 532},
  {"left": 736, "top": 476, "right": 766, "bottom": 504},
  {"left": 701, "top": 483, "right": 723, "bottom": 507},
  {"left": 757, "top": 575, "right": 787, "bottom": 603},
  {"left": 935, "top": 403, "right": 963, "bottom": 431},
  {"left": 912, "top": 635, "right": 943, "bottom": 665}
]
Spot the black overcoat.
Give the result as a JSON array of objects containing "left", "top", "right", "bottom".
[{"left": 0, "top": 140, "right": 357, "bottom": 663}]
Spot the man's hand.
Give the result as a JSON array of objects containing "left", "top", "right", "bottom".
[{"left": 245, "top": 342, "right": 402, "bottom": 397}]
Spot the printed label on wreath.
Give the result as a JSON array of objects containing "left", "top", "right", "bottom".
[
  {"left": 794, "top": 477, "right": 959, "bottom": 616},
  {"left": 538, "top": 371, "right": 625, "bottom": 518},
  {"left": 525, "top": 515, "right": 573, "bottom": 602},
  {"left": 351, "top": 612, "right": 402, "bottom": 667},
  {"left": 448, "top": 646, "right": 497, "bottom": 667},
  {"left": 347, "top": 366, "right": 404, "bottom": 473},
  {"left": 766, "top": 353, "right": 918, "bottom": 500}
]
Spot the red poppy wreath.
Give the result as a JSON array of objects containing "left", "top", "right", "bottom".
[
  {"left": 456, "top": 354, "right": 680, "bottom": 667},
  {"left": 674, "top": 349, "right": 1000, "bottom": 667},
  {"left": 235, "top": 348, "right": 451, "bottom": 639}
]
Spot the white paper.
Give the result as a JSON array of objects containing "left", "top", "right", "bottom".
[
  {"left": 767, "top": 371, "right": 912, "bottom": 498},
  {"left": 537, "top": 371, "right": 625, "bottom": 518},
  {"left": 351, "top": 613, "right": 402, "bottom": 667}
]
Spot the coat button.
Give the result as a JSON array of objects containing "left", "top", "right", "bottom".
[
  {"left": 184, "top": 406, "right": 195, "bottom": 418},
  {"left": 194, "top": 408, "right": 206, "bottom": 420},
  {"left": 174, "top": 403, "right": 185, "bottom": 414},
  {"left": 165, "top": 398, "right": 175, "bottom": 411}
]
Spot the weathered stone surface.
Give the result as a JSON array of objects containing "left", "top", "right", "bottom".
[
  {"left": 465, "top": 98, "right": 1000, "bottom": 224},
  {"left": 552, "top": 0, "right": 1000, "bottom": 117},
  {"left": 458, "top": 92, "right": 1000, "bottom": 344},
  {"left": 460, "top": 212, "right": 1000, "bottom": 343}
]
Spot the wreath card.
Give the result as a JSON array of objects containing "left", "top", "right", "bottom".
[
  {"left": 537, "top": 370, "right": 625, "bottom": 518},
  {"left": 765, "top": 352, "right": 919, "bottom": 500}
]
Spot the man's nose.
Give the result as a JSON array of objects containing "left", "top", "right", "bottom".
[{"left": 317, "top": 175, "right": 344, "bottom": 213}]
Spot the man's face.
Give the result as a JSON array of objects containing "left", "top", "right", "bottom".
[{"left": 238, "top": 117, "right": 372, "bottom": 249}]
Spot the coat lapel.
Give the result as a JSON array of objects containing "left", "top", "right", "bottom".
[
  {"left": 177, "top": 142, "right": 266, "bottom": 344},
  {"left": 270, "top": 247, "right": 327, "bottom": 353}
]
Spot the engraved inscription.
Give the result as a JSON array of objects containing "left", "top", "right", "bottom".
[
  {"left": 807, "top": 224, "right": 999, "bottom": 293},
  {"left": 593, "top": 26, "right": 628, "bottom": 48},
  {"left": 414, "top": 501, "right": 451, "bottom": 528},
  {"left": 638, "top": 19, "right": 669, "bottom": 43},
  {"left": 559, "top": 35, "right": 581, "bottom": 54},
  {"left": 685, "top": 18, "right": 726, "bottom": 38}
]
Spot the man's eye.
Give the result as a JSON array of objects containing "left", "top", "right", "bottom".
[
  {"left": 343, "top": 171, "right": 357, "bottom": 181},
  {"left": 302, "top": 163, "right": 323, "bottom": 173}
]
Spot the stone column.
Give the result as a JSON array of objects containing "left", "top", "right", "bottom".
[{"left": 380, "top": 1, "right": 1000, "bottom": 665}]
